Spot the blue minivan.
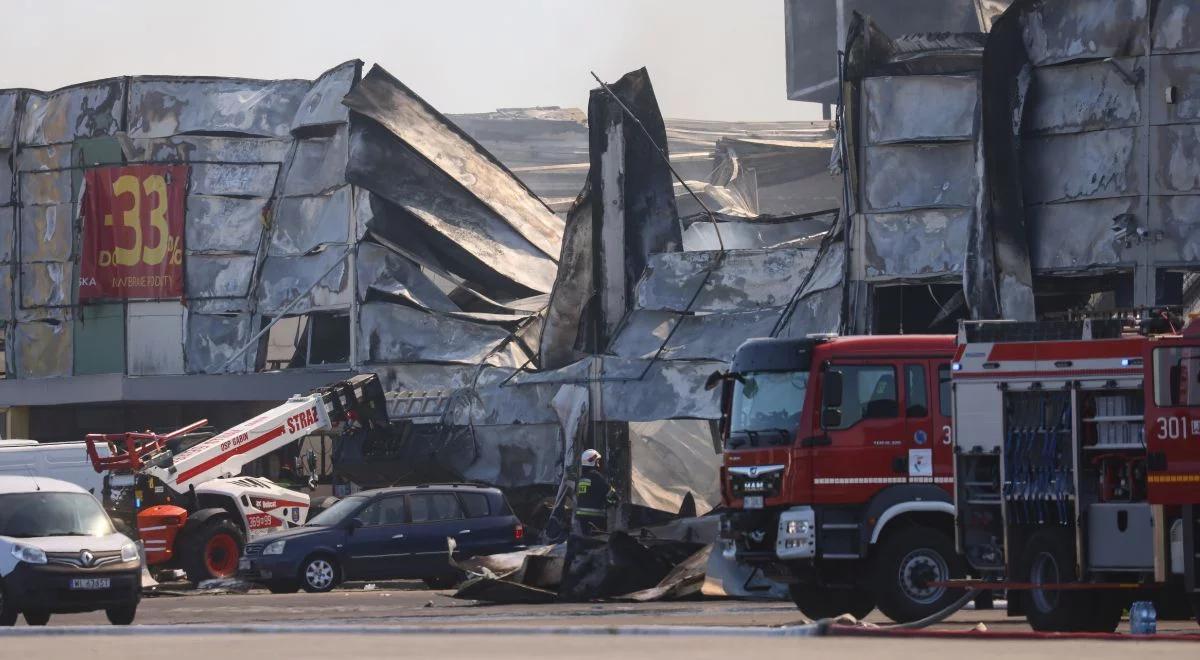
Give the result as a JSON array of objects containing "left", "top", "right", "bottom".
[{"left": 239, "top": 484, "right": 525, "bottom": 592}]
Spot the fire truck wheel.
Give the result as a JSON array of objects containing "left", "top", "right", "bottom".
[
  {"left": 0, "top": 581, "right": 16, "bottom": 626},
  {"left": 1022, "top": 529, "right": 1108, "bottom": 632},
  {"left": 181, "top": 517, "right": 246, "bottom": 584},
  {"left": 299, "top": 555, "right": 340, "bottom": 593},
  {"left": 787, "top": 584, "right": 875, "bottom": 620},
  {"left": 874, "top": 525, "right": 964, "bottom": 624}
]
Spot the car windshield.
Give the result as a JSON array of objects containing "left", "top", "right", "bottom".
[
  {"left": 0, "top": 492, "right": 114, "bottom": 538},
  {"left": 305, "top": 495, "right": 368, "bottom": 526},
  {"left": 729, "top": 371, "right": 808, "bottom": 448}
]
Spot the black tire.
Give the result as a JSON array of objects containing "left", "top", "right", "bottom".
[
  {"left": 106, "top": 602, "right": 137, "bottom": 626},
  {"left": 267, "top": 582, "right": 300, "bottom": 594},
  {"left": 873, "top": 525, "right": 966, "bottom": 624},
  {"left": 299, "top": 555, "right": 340, "bottom": 593},
  {"left": 788, "top": 583, "right": 875, "bottom": 620},
  {"left": 1022, "top": 529, "right": 1119, "bottom": 632},
  {"left": 1190, "top": 593, "right": 1200, "bottom": 627},
  {"left": 22, "top": 610, "right": 49, "bottom": 626},
  {"left": 179, "top": 517, "right": 245, "bottom": 584},
  {"left": 0, "top": 581, "right": 16, "bottom": 627},
  {"left": 422, "top": 573, "right": 461, "bottom": 590}
]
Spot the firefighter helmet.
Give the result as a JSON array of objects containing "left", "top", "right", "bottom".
[{"left": 581, "top": 449, "right": 602, "bottom": 468}]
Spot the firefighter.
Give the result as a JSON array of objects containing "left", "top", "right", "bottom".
[{"left": 574, "top": 448, "right": 617, "bottom": 535}]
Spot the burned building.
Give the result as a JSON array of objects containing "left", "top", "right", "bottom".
[{"left": 0, "top": 61, "right": 560, "bottom": 452}]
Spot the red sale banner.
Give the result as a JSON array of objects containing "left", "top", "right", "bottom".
[{"left": 79, "top": 165, "right": 187, "bottom": 301}]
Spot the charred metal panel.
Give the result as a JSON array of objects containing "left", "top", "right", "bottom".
[
  {"left": 189, "top": 163, "right": 278, "bottom": 197},
  {"left": 0, "top": 154, "right": 11, "bottom": 206},
  {"left": 863, "top": 209, "right": 971, "bottom": 278},
  {"left": 539, "top": 187, "right": 593, "bottom": 370},
  {"left": 1019, "top": 0, "right": 1148, "bottom": 67},
  {"left": 629, "top": 419, "right": 720, "bottom": 514},
  {"left": 186, "top": 254, "right": 256, "bottom": 299},
  {"left": 1149, "top": 54, "right": 1200, "bottom": 125},
  {"left": 186, "top": 313, "right": 253, "bottom": 374},
  {"left": 20, "top": 170, "right": 73, "bottom": 205},
  {"left": 864, "top": 75, "right": 978, "bottom": 144},
  {"left": 460, "top": 424, "right": 563, "bottom": 487},
  {"left": 864, "top": 142, "right": 977, "bottom": 211},
  {"left": 1022, "top": 128, "right": 1144, "bottom": 204},
  {"left": 126, "top": 78, "right": 309, "bottom": 139},
  {"left": 597, "top": 358, "right": 725, "bottom": 421},
  {"left": 608, "top": 310, "right": 678, "bottom": 360},
  {"left": 680, "top": 212, "right": 832, "bottom": 251},
  {"left": 778, "top": 286, "right": 843, "bottom": 338},
  {"left": 1153, "top": 0, "right": 1200, "bottom": 53},
  {"left": 367, "top": 363, "right": 478, "bottom": 402},
  {"left": 1152, "top": 124, "right": 1200, "bottom": 194},
  {"left": 20, "top": 204, "right": 74, "bottom": 262},
  {"left": 73, "top": 303, "right": 124, "bottom": 375},
  {"left": 359, "top": 301, "right": 519, "bottom": 366},
  {"left": 126, "top": 301, "right": 184, "bottom": 376},
  {"left": 635, "top": 248, "right": 817, "bottom": 313},
  {"left": 268, "top": 186, "right": 352, "bottom": 256},
  {"left": 1026, "top": 58, "right": 1144, "bottom": 134},
  {"left": 257, "top": 249, "right": 351, "bottom": 314},
  {"left": 1150, "top": 195, "right": 1200, "bottom": 263},
  {"left": 0, "top": 207, "right": 14, "bottom": 263},
  {"left": 15, "top": 144, "right": 73, "bottom": 172},
  {"left": 0, "top": 91, "right": 17, "bottom": 149},
  {"left": 14, "top": 316, "right": 72, "bottom": 378},
  {"left": 186, "top": 196, "right": 266, "bottom": 254},
  {"left": 346, "top": 117, "right": 556, "bottom": 294},
  {"left": 356, "top": 241, "right": 457, "bottom": 312},
  {"left": 1027, "top": 197, "right": 1138, "bottom": 270},
  {"left": 343, "top": 65, "right": 562, "bottom": 259},
  {"left": 282, "top": 127, "right": 348, "bottom": 196},
  {"left": 188, "top": 298, "right": 249, "bottom": 315},
  {"left": 661, "top": 309, "right": 782, "bottom": 361},
  {"left": 121, "top": 136, "right": 290, "bottom": 163},
  {"left": 292, "top": 61, "right": 359, "bottom": 130},
  {"left": 20, "top": 79, "right": 124, "bottom": 146},
  {"left": 20, "top": 262, "right": 72, "bottom": 308}
]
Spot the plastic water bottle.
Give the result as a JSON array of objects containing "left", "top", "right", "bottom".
[{"left": 1130, "top": 600, "right": 1157, "bottom": 635}]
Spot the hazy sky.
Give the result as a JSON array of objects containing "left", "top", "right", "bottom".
[{"left": 1, "top": 0, "right": 820, "bottom": 122}]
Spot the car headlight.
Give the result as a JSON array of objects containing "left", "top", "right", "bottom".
[
  {"left": 263, "top": 540, "right": 286, "bottom": 556},
  {"left": 121, "top": 542, "right": 140, "bottom": 563},
  {"left": 11, "top": 544, "right": 47, "bottom": 565}
]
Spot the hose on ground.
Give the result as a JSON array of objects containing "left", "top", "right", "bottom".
[{"left": 818, "top": 588, "right": 981, "bottom": 631}]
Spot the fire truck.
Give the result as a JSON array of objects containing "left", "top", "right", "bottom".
[
  {"left": 85, "top": 374, "right": 393, "bottom": 584},
  {"left": 952, "top": 319, "right": 1200, "bottom": 631},
  {"left": 713, "top": 335, "right": 965, "bottom": 623}
]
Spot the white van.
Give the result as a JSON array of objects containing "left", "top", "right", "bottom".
[
  {"left": 0, "top": 441, "right": 109, "bottom": 497},
  {"left": 0, "top": 475, "right": 141, "bottom": 625}
]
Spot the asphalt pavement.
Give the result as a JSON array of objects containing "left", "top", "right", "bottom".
[{"left": 4, "top": 584, "right": 1199, "bottom": 659}]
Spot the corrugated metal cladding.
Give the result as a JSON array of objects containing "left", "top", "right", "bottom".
[
  {"left": 1, "top": 60, "right": 562, "bottom": 379},
  {"left": 1010, "top": 0, "right": 1200, "bottom": 294}
]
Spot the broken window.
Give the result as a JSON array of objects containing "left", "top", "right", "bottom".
[
  {"left": 256, "top": 312, "right": 350, "bottom": 371},
  {"left": 1033, "top": 274, "right": 1133, "bottom": 319},
  {"left": 872, "top": 283, "right": 963, "bottom": 335}
]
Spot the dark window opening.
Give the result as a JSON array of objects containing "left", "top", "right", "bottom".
[
  {"left": 872, "top": 283, "right": 963, "bottom": 335},
  {"left": 309, "top": 313, "right": 350, "bottom": 365},
  {"left": 459, "top": 492, "right": 490, "bottom": 518},
  {"left": 1033, "top": 273, "right": 1133, "bottom": 319},
  {"left": 938, "top": 364, "right": 952, "bottom": 416}
]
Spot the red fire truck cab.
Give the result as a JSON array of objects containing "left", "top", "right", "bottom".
[{"left": 715, "top": 334, "right": 965, "bottom": 623}]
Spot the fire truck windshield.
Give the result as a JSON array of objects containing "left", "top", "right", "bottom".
[{"left": 729, "top": 371, "right": 807, "bottom": 448}]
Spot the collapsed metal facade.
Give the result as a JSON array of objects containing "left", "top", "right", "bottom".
[{"left": 0, "top": 61, "right": 561, "bottom": 427}]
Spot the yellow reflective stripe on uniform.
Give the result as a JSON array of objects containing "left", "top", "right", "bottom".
[
  {"left": 576, "top": 507, "right": 605, "bottom": 517},
  {"left": 577, "top": 478, "right": 591, "bottom": 495}
]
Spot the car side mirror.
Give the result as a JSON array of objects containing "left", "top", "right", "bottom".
[
  {"left": 823, "top": 370, "right": 843, "bottom": 408},
  {"left": 704, "top": 370, "right": 725, "bottom": 391},
  {"left": 822, "top": 408, "right": 842, "bottom": 429},
  {"left": 347, "top": 518, "right": 363, "bottom": 533}
]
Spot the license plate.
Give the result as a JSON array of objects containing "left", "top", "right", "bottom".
[
  {"left": 744, "top": 495, "right": 764, "bottom": 509},
  {"left": 69, "top": 578, "right": 110, "bottom": 590},
  {"left": 239, "top": 558, "right": 251, "bottom": 571}
]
